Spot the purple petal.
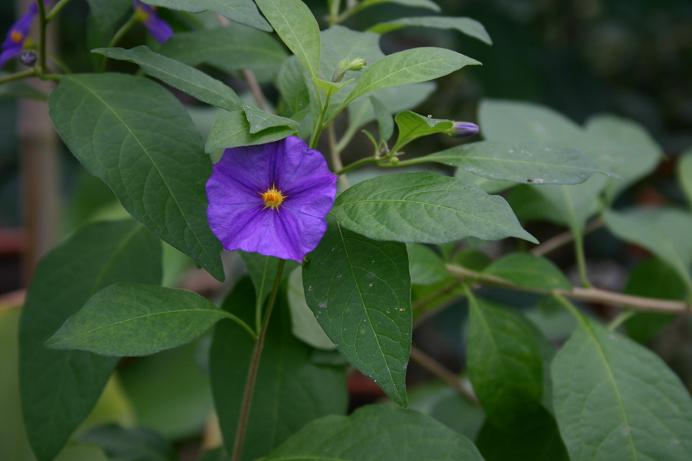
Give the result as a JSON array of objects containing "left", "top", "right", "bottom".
[
  {"left": 1, "top": 2, "right": 37, "bottom": 55},
  {"left": 145, "top": 15, "right": 173, "bottom": 43},
  {"left": 0, "top": 45, "right": 22, "bottom": 67}
]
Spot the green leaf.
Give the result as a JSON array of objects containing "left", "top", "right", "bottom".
[
  {"left": 80, "top": 425, "right": 177, "bottom": 461},
  {"left": 93, "top": 46, "right": 241, "bottom": 111},
  {"left": 210, "top": 278, "right": 347, "bottom": 460},
  {"left": 407, "top": 244, "right": 448, "bottom": 285},
  {"left": 48, "top": 284, "right": 232, "bottom": 356},
  {"left": 159, "top": 26, "right": 286, "bottom": 82},
  {"left": 483, "top": 253, "right": 571, "bottom": 290},
  {"left": 302, "top": 223, "right": 411, "bottom": 406},
  {"left": 206, "top": 109, "right": 297, "bottom": 151},
  {"left": 679, "top": 149, "right": 692, "bottom": 206},
  {"left": 425, "top": 140, "right": 607, "bottom": 185},
  {"left": 20, "top": 220, "right": 161, "bottom": 461},
  {"left": 371, "top": 96, "right": 394, "bottom": 142},
  {"left": 320, "top": 26, "right": 385, "bottom": 81},
  {"left": 344, "top": 47, "right": 479, "bottom": 105},
  {"left": 49, "top": 73, "right": 224, "bottom": 280},
  {"left": 466, "top": 296, "right": 545, "bottom": 427},
  {"left": 392, "top": 110, "right": 454, "bottom": 152},
  {"left": 332, "top": 172, "right": 537, "bottom": 244},
  {"left": 242, "top": 104, "right": 299, "bottom": 134},
  {"left": 87, "top": 0, "right": 131, "bottom": 47},
  {"left": 347, "top": 83, "right": 435, "bottom": 133},
  {"left": 287, "top": 268, "right": 336, "bottom": 350},
  {"left": 476, "top": 406, "right": 568, "bottom": 461},
  {"left": 603, "top": 207, "right": 692, "bottom": 291},
  {"left": 369, "top": 16, "right": 492, "bottom": 45},
  {"left": 454, "top": 168, "right": 513, "bottom": 194},
  {"left": 359, "top": 0, "right": 441, "bottom": 13},
  {"left": 141, "top": 0, "right": 270, "bottom": 31},
  {"left": 0, "top": 80, "right": 47, "bottom": 101},
  {"left": 551, "top": 317, "right": 692, "bottom": 461},
  {"left": 408, "top": 384, "right": 485, "bottom": 439},
  {"left": 256, "top": 0, "right": 321, "bottom": 79},
  {"left": 265, "top": 405, "right": 484, "bottom": 461}
]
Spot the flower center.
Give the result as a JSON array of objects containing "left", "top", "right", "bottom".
[
  {"left": 10, "top": 30, "right": 24, "bottom": 43},
  {"left": 134, "top": 7, "right": 150, "bottom": 22},
  {"left": 261, "top": 185, "right": 285, "bottom": 210}
]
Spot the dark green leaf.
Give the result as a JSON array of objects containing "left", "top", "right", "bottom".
[
  {"left": 210, "top": 278, "right": 347, "bottom": 460},
  {"left": 141, "top": 0, "right": 270, "bottom": 31},
  {"left": 242, "top": 104, "right": 299, "bottom": 134},
  {"left": 408, "top": 385, "right": 485, "bottom": 439},
  {"left": 49, "top": 73, "right": 224, "bottom": 280},
  {"left": 369, "top": 16, "right": 492, "bottom": 45},
  {"left": 371, "top": 96, "right": 394, "bottom": 142},
  {"left": 467, "top": 296, "right": 544, "bottom": 427},
  {"left": 93, "top": 46, "right": 241, "bottom": 110},
  {"left": 206, "top": 109, "right": 297, "bottom": 151},
  {"left": 0, "top": 80, "right": 47, "bottom": 100},
  {"left": 80, "top": 424, "right": 177, "bottom": 461},
  {"left": 359, "top": 0, "right": 441, "bottom": 13},
  {"left": 20, "top": 220, "right": 161, "bottom": 461},
  {"left": 332, "top": 172, "right": 537, "bottom": 244},
  {"left": 265, "top": 405, "right": 484, "bottom": 461},
  {"left": 87, "top": 0, "right": 131, "bottom": 46},
  {"left": 483, "top": 253, "right": 571, "bottom": 290},
  {"left": 303, "top": 224, "right": 411, "bottom": 406},
  {"left": 48, "top": 284, "right": 232, "bottom": 356},
  {"left": 552, "top": 317, "right": 692, "bottom": 461}
]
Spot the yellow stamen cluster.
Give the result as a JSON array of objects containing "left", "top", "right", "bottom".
[
  {"left": 10, "top": 30, "right": 23, "bottom": 43},
  {"left": 261, "top": 186, "right": 285, "bottom": 210},
  {"left": 134, "top": 7, "right": 149, "bottom": 22}
]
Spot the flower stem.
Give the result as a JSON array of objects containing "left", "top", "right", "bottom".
[
  {"left": 46, "top": 0, "right": 72, "bottom": 21},
  {"left": 97, "top": 13, "right": 137, "bottom": 71},
  {"left": 231, "top": 259, "right": 286, "bottom": 461},
  {"left": 336, "top": 156, "right": 379, "bottom": 175},
  {"left": 37, "top": 0, "right": 48, "bottom": 73},
  {"left": 573, "top": 230, "right": 591, "bottom": 287},
  {"left": 309, "top": 94, "right": 331, "bottom": 149},
  {"left": 0, "top": 68, "right": 38, "bottom": 85}
]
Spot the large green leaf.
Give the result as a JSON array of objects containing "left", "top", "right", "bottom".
[
  {"left": 425, "top": 140, "right": 607, "bottom": 185},
  {"left": 603, "top": 207, "right": 692, "bottom": 291},
  {"left": 551, "top": 317, "right": 692, "bottom": 461},
  {"left": 679, "top": 149, "right": 692, "bottom": 206},
  {"left": 141, "top": 0, "right": 270, "bottom": 31},
  {"left": 93, "top": 46, "right": 240, "bottom": 111},
  {"left": 287, "top": 268, "right": 335, "bottom": 350},
  {"left": 265, "top": 405, "right": 484, "bottom": 461},
  {"left": 48, "top": 284, "right": 234, "bottom": 356},
  {"left": 159, "top": 26, "right": 286, "bottom": 82},
  {"left": 256, "top": 0, "right": 321, "bottom": 79},
  {"left": 369, "top": 16, "right": 492, "bottom": 45},
  {"left": 344, "top": 47, "right": 479, "bottom": 105},
  {"left": 49, "top": 73, "right": 224, "bottom": 280},
  {"left": 302, "top": 223, "right": 411, "bottom": 406},
  {"left": 332, "top": 172, "right": 537, "bottom": 244},
  {"left": 210, "top": 278, "right": 347, "bottom": 460},
  {"left": 206, "top": 109, "right": 297, "bottom": 151},
  {"left": 466, "top": 296, "right": 544, "bottom": 427},
  {"left": 20, "top": 220, "right": 161, "bottom": 461},
  {"left": 483, "top": 253, "right": 571, "bottom": 291}
]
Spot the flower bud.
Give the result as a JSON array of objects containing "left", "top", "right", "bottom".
[
  {"left": 333, "top": 57, "right": 367, "bottom": 82},
  {"left": 346, "top": 58, "right": 367, "bottom": 72},
  {"left": 451, "top": 121, "right": 480, "bottom": 138},
  {"left": 19, "top": 50, "right": 37, "bottom": 67}
]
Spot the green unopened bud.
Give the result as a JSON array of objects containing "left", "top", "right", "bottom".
[
  {"left": 333, "top": 57, "right": 368, "bottom": 82},
  {"left": 346, "top": 58, "right": 367, "bottom": 71}
]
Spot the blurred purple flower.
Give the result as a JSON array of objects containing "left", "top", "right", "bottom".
[
  {"left": 0, "top": 3, "right": 38, "bottom": 68},
  {"left": 206, "top": 136, "right": 337, "bottom": 262},
  {"left": 133, "top": 1, "right": 173, "bottom": 43},
  {"left": 452, "top": 121, "right": 480, "bottom": 138}
]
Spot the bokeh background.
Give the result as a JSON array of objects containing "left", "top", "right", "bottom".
[{"left": 1, "top": 0, "right": 691, "bottom": 459}]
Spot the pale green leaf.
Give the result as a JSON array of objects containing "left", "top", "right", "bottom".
[
  {"left": 408, "top": 384, "right": 484, "bottom": 439},
  {"left": 483, "top": 253, "right": 571, "bottom": 290},
  {"left": 242, "top": 104, "right": 299, "bottom": 134},
  {"left": 454, "top": 168, "right": 513, "bottom": 194},
  {"left": 20, "top": 220, "right": 161, "bottom": 461},
  {"left": 552, "top": 318, "right": 692, "bottom": 461},
  {"left": 679, "top": 149, "right": 692, "bottom": 207},
  {"left": 369, "top": 16, "right": 492, "bottom": 45},
  {"left": 49, "top": 73, "right": 224, "bottom": 280},
  {"left": 392, "top": 110, "right": 454, "bottom": 152},
  {"left": 347, "top": 83, "right": 435, "bottom": 133},
  {"left": 141, "top": 0, "right": 270, "bottom": 31},
  {"left": 287, "top": 269, "right": 335, "bottom": 350},
  {"left": 407, "top": 244, "right": 448, "bottom": 285},
  {"left": 206, "top": 109, "right": 297, "bottom": 151},
  {"left": 265, "top": 405, "right": 484, "bottom": 461},
  {"left": 371, "top": 96, "right": 394, "bottom": 142},
  {"left": 359, "top": 0, "right": 441, "bottom": 13},
  {"left": 332, "top": 172, "right": 537, "bottom": 244},
  {"left": 302, "top": 224, "right": 411, "bottom": 406},
  {"left": 48, "top": 284, "right": 231, "bottom": 356}
]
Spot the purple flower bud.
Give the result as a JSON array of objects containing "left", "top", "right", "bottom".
[
  {"left": 133, "top": 1, "right": 173, "bottom": 43},
  {"left": 452, "top": 121, "right": 480, "bottom": 138},
  {"left": 0, "top": 3, "right": 38, "bottom": 68},
  {"left": 19, "top": 50, "right": 37, "bottom": 66}
]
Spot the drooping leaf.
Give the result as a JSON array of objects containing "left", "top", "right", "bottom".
[
  {"left": 343, "top": 47, "right": 479, "bottom": 105},
  {"left": 141, "top": 0, "right": 270, "bottom": 31},
  {"left": 80, "top": 424, "right": 177, "bottom": 461},
  {"left": 49, "top": 73, "right": 224, "bottom": 280},
  {"left": 466, "top": 296, "right": 545, "bottom": 427},
  {"left": 369, "top": 16, "right": 492, "bottom": 45},
  {"left": 210, "top": 278, "right": 347, "bottom": 460},
  {"left": 256, "top": 0, "right": 321, "bottom": 79},
  {"left": 603, "top": 207, "right": 692, "bottom": 291},
  {"left": 20, "top": 220, "right": 161, "bottom": 461},
  {"left": 265, "top": 405, "right": 484, "bottom": 461},
  {"left": 679, "top": 149, "right": 692, "bottom": 206},
  {"left": 483, "top": 253, "right": 571, "bottom": 291},
  {"left": 332, "top": 172, "right": 537, "bottom": 244},
  {"left": 159, "top": 26, "right": 286, "bottom": 82},
  {"left": 407, "top": 244, "right": 449, "bottom": 286},
  {"left": 48, "top": 284, "right": 233, "bottom": 356},
  {"left": 302, "top": 223, "right": 411, "bottom": 406},
  {"left": 287, "top": 269, "right": 335, "bottom": 350},
  {"left": 93, "top": 46, "right": 241, "bottom": 111},
  {"left": 206, "top": 109, "right": 297, "bottom": 151},
  {"left": 551, "top": 317, "right": 692, "bottom": 461},
  {"left": 391, "top": 110, "right": 454, "bottom": 152},
  {"left": 425, "top": 140, "right": 607, "bottom": 185}
]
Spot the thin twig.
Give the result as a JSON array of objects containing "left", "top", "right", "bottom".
[
  {"left": 0, "top": 68, "right": 37, "bottom": 85},
  {"left": 328, "top": 124, "right": 349, "bottom": 188},
  {"left": 45, "top": 0, "right": 72, "bottom": 21},
  {"left": 410, "top": 346, "right": 477, "bottom": 403},
  {"left": 242, "top": 69, "right": 268, "bottom": 111},
  {"left": 37, "top": 0, "right": 48, "bottom": 72},
  {"left": 531, "top": 218, "right": 604, "bottom": 257}
]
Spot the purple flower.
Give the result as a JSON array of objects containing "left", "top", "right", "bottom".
[
  {"left": 0, "top": 3, "right": 38, "bottom": 68},
  {"left": 133, "top": 1, "right": 173, "bottom": 43},
  {"left": 451, "top": 121, "right": 480, "bottom": 138},
  {"left": 206, "top": 136, "right": 337, "bottom": 262}
]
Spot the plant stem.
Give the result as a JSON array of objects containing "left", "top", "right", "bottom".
[
  {"left": 97, "top": 13, "right": 137, "bottom": 71},
  {"left": 410, "top": 346, "right": 477, "bottom": 403},
  {"left": 231, "top": 259, "right": 286, "bottom": 461},
  {"left": 0, "top": 68, "right": 37, "bottom": 85},
  {"left": 445, "top": 263, "right": 691, "bottom": 314},
  {"left": 336, "top": 156, "right": 379, "bottom": 175},
  {"left": 531, "top": 218, "right": 603, "bottom": 257},
  {"left": 328, "top": 124, "right": 350, "bottom": 189},
  {"left": 327, "top": 0, "right": 342, "bottom": 25},
  {"left": 573, "top": 230, "right": 591, "bottom": 287},
  {"left": 37, "top": 0, "right": 48, "bottom": 72},
  {"left": 309, "top": 94, "right": 331, "bottom": 149},
  {"left": 45, "top": 0, "right": 72, "bottom": 21}
]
